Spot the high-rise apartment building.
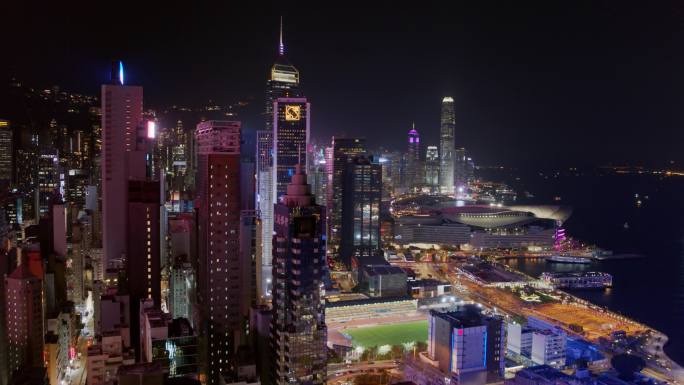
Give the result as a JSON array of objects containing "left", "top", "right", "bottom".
[
  {"left": 271, "top": 164, "right": 327, "bottom": 385},
  {"left": 195, "top": 120, "right": 242, "bottom": 384},
  {"left": 5, "top": 264, "right": 44, "bottom": 378}
]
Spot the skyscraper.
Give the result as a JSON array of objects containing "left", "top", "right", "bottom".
[
  {"left": 5, "top": 263, "right": 44, "bottom": 379},
  {"left": 406, "top": 124, "right": 421, "bottom": 189},
  {"left": 339, "top": 156, "right": 382, "bottom": 266},
  {"left": 101, "top": 61, "right": 144, "bottom": 270},
  {"left": 255, "top": 130, "right": 274, "bottom": 303},
  {"left": 271, "top": 164, "right": 327, "bottom": 385},
  {"left": 195, "top": 120, "right": 242, "bottom": 384},
  {"left": 265, "top": 18, "right": 301, "bottom": 132},
  {"left": 439, "top": 97, "right": 455, "bottom": 194},
  {"left": 425, "top": 145, "right": 440, "bottom": 189},
  {"left": 272, "top": 97, "right": 310, "bottom": 200},
  {"left": 126, "top": 180, "right": 161, "bottom": 359},
  {"left": 329, "top": 137, "right": 366, "bottom": 255},
  {"left": 0, "top": 120, "right": 12, "bottom": 185}
]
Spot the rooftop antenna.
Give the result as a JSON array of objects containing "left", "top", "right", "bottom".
[{"left": 279, "top": 16, "right": 285, "bottom": 56}]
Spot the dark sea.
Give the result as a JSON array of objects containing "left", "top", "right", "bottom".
[{"left": 481, "top": 169, "right": 684, "bottom": 366}]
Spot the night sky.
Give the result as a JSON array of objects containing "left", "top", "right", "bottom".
[{"left": 3, "top": 1, "right": 684, "bottom": 168}]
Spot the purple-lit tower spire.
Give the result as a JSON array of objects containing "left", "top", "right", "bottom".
[
  {"left": 279, "top": 16, "right": 285, "bottom": 56},
  {"left": 405, "top": 123, "right": 421, "bottom": 189}
]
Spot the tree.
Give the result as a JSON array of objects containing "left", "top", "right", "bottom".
[
  {"left": 611, "top": 354, "right": 646, "bottom": 381},
  {"left": 391, "top": 345, "right": 404, "bottom": 359}
]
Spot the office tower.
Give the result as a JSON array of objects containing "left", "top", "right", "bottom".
[
  {"left": 440, "top": 96, "right": 456, "bottom": 194},
  {"left": 195, "top": 120, "right": 242, "bottom": 384},
  {"left": 265, "top": 18, "right": 301, "bottom": 132},
  {"left": 272, "top": 97, "right": 310, "bottom": 200},
  {"left": 5, "top": 263, "right": 44, "bottom": 378},
  {"left": 339, "top": 156, "right": 382, "bottom": 266},
  {"left": 406, "top": 124, "right": 420, "bottom": 189},
  {"left": 425, "top": 146, "right": 439, "bottom": 189},
  {"left": 0, "top": 120, "right": 12, "bottom": 185},
  {"left": 427, "top": 306, "right": 505, "bottom": 385},
  {"left": 101, "top": 61, "right": 144, "bottom": 270},
  {"left": 329, "top": 137, "right": 366, "bottom": 253},
  {"left": 271, "top": 164, "right": 327, "bottom": 385},
  {"left": 255, "top": 130, "right": 273, "bottom": 303},
  {"left": 454, "top": 147, "right": 475, "bottom": 194}
]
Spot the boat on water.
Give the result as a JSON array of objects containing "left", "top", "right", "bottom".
[
  {"left": 541, "top": 271, "right": 612, "bottom": 289},
  {"left": 545, "top": 255, "right": 592, "bottom": 264}
]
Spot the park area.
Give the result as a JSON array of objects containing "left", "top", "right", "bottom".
[{"left": 343, "top": 320, "right": 428, "bottom": 348}]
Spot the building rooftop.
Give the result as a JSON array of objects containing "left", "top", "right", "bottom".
[
  {"left": 326, "top": 295, "right": 415, "bottom": 308},
  {"left": 516, "top": 365, "right": 573, "bottom": 382},
  {"left": 364, "top": 265, "right": 405, "bottom": 276},
  {"left": 430, "top": 305, "right": 494, "bottom": 328}
]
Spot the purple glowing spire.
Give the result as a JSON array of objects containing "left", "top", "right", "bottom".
[{"left": 279, "top": 16, "right": 285, "bottom": 56}]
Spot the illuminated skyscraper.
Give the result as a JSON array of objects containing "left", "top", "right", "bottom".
[
  {"left": 195, "top": 120, "right": 242, "bottom": 384},
  {"left": 425, "top": 146, "right": 439, "bottom": 189},
  {"left": 405, "top": 124, "right": 420, "bottom": 189},
  {"left": 0, "top": 120, "right": 12, "bottom": 185},
  {"left": 265, "top": 18, "right": 301, "bottom": 132},
  {"left": 329, "top": 137, "right": 366, "bottom": 254},
  {"left": 440, "top": 97, "right": 455, "bottom": 194},
  {"left": 101, "top": 61, "right": 144, "bottom": 270},
  {"left": 271, "top": 164, "right": 326, "bottom": 385},
  {"left": 339, "top": 156, "right": 382, "bottom": 266},
  {"left": 272, "top": 98, "right": 310, "bottom": 200},
  {"left": 255, "top": 130, "right": 273, "bottom": 303}
]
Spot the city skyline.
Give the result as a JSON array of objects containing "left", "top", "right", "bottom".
[
  {"left": 0, "top": 3, "right": 683, "bottom": 385},
  {"left": 3, "top": 2, "right": 684, "bottom": 167}
]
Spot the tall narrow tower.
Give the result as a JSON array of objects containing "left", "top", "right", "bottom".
[
  {"left": 265, "top": 18, "right": 301, "bottom": 132},
  {"left": 195, "top": 120, "right": 242, "bottom": 384},
  {"left": 439, "top": 97, "right": 455, "bottom": 194},
  {"left": 405, "top": 124, "right": 420, "bottom": 189},
  {"left": 101, "top": 61, "right": 144, "bottom": 270},
  {"left": 271, "top": 163, "right": 327, "bottom": 385}
]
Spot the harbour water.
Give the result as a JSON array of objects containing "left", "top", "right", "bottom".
[{"left": 486, "top": 169, "right": 684, "bottom": 365}]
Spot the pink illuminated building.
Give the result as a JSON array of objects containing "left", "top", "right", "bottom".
[
  {"left": 5, "top": 263, "right": 44, "bottom": 378},
  {"left": 101, "top": 62, "right": 144, "bottom": 271}
]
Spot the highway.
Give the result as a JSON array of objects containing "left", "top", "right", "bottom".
[{"left": 327, "top": 360, "right": 399, "bottom": 384}]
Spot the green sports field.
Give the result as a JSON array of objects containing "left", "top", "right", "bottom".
[{"left": 343, "top": 320, "right": 428, "bottom": 348}]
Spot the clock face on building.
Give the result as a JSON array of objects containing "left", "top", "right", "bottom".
[{"left": 285, "top": 105, "right": 301, "bottom": 121}]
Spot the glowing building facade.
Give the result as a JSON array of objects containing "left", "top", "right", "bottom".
[
  {"left": 440, "top": 97, "right": 456, "bottom": 194},
  {"left": 271, "top": 165, "right": 327, "bottom": 385}
]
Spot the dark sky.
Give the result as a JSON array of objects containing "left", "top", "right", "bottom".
[{"left": 3, "top": 1, "right": 684, "bottom": 168}]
